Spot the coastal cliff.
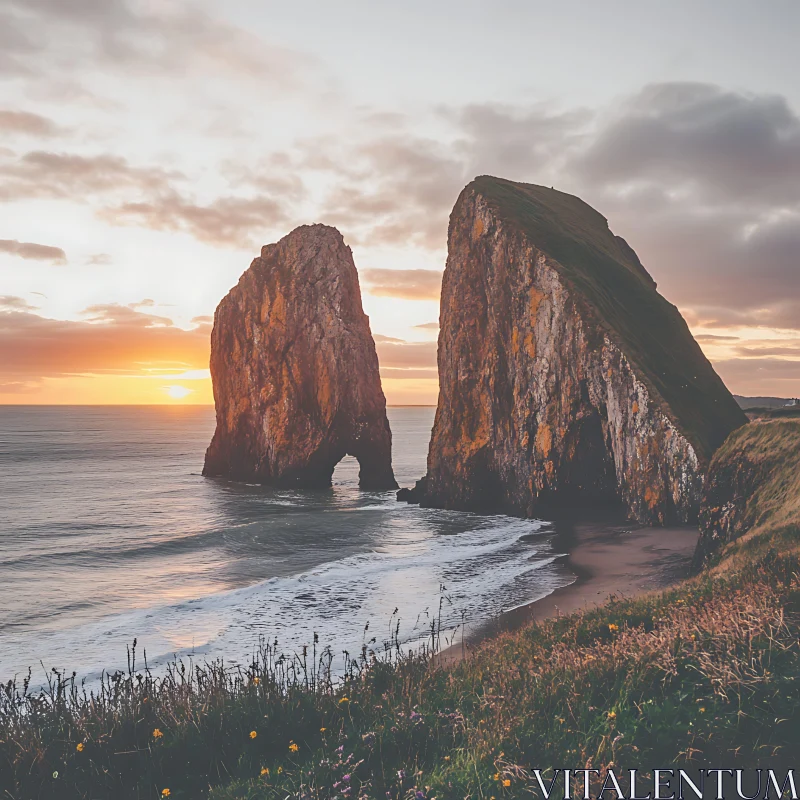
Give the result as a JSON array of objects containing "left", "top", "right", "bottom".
[
  {"left": 203, "top": 224, "right": 397, "bottom": 490},
  {"left": 402, "top": 177, "right": 746, "bottom": 524}
]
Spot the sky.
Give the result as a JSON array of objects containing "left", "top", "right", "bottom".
[{"left": 1, "top": 0, "right": 799, "bottom": 405}]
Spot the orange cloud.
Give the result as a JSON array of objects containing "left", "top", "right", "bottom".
[
  {"left": 0, "top": 303, "right": 210, "bottom": 382},
  {"left": 362, "top": 269, "right": 442, "bottom": 301},
  {"left": 0, "top": 238, "right": 66, "bottom": 263}
]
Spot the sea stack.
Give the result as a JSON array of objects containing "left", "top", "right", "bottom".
[
  {"left": 401, "top": 177, "right": 746, "bottom": 524},
  {"left": 203, "top": 224, "right": 397, "bottom": 490}
]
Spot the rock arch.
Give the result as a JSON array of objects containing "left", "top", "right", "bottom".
[{"left": 203, "top": 224, "right": 397, "bottom": 491}]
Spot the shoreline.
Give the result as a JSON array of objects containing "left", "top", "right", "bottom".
[{"left": 441, "top": 513, "right": 699, "bottom": 662}]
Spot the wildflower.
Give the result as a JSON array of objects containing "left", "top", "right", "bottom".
[
  {"left": 162, "top": 790, "right": 171, "bottom": 798},
  {"left": 494, "top": 773, "right": 500, "bottom": 781},
  {"left": 320, "top": 727, "right": 327, "bottom": 732},
  {"left": 339, "top": 697, "right": 350, "bottom": 704},
  {"left": 153, "top": 728, "right": 164, "bottom": 739},
  {"left": 608, "top": 711, "right": 617, "bottom": 720},
  {"left": 252, "top": 676, "right": 260, "bottom": 685},
  {"left": 260, "top": 767, "right": 269, "bottom": 777},
  {"left": 699, "top": 707, "right": 706, "bottom": 713},
  {"left": 416, "top": 792, "right": 426, "bottom": 800},
  {"left": 443, "top": 756, "right": 450, "bottom": 761},
  {"left": 289, "top": 742, "right": 300, "bottom": 752},
  {"left": 608, "top": 623, "right": 619, "bottom": 632},
  {"left": 398, "top": 769, "right": 406, "bottom": 780},
  {"left": 52, "top": 771, "right": 59, "bottom": 779},
  {"left": 343, "top": 774, "right": 352, "bottom": 782},
  {"left": 76, "top": 743, "right": 84, "bottom": 752},
  {"left": 503, "top": 779, "right": 511, "bottom": 787},
  {"left": 250, "top": 730, "right": 258, "bottom": 739},
  {"left": 278, "top": 766, "right": 283, "bottom": 774}
]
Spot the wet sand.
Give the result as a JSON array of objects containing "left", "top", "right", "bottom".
[{"left": 440, "top": 513, "right": 699, "bottom": 662}]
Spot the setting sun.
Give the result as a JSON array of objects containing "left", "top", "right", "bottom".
[{"left": 165, "top": 385, "right": 193, "bottom": 400}]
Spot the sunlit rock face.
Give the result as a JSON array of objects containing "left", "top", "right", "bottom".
[
  {"left": 203, "top": 224, "right": 397, "bottom": 490},
  {"left": 401, "top": 177, "right": 746, "bottom": 524}
]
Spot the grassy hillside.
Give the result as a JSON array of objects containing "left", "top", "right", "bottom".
[
  {"left": 695, "top": 419, "right": 800, "bottom": 571},
  {"left": 469, "top": 176, "right": 747, "bottom": 462}
]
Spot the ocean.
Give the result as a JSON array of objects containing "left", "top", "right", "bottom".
[{"left": 0, "top": 405, "right": 571, "bottom": 684}]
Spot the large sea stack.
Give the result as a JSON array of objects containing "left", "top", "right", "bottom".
[
  {"left": 402, "top": 177, "right": 746, "bottom": 524},
  {"left": 203, "top": 224, "right": 397, "bottom": 490}
]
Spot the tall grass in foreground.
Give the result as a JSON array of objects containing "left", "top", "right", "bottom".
[{"left": 2, "top": 551, "right": 800, "bottom": 800}]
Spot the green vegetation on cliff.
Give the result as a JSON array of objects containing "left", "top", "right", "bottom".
[
  {"left": 695, "top": 419, "right": 800, "bottom": 570},
  {"left": 470, "top": 176, "right": 747, "bottom": 462}
]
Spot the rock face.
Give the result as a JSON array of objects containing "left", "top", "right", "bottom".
[
  {"left": 203, "top": 224, "right": 397, "bottom": 490},
  {"left": 402, "top": 177, "right": 746, "bottom": 524}
]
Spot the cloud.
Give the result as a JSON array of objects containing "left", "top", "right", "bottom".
[
  {"left": 1, "top": 0, "right": 316, "bottom": 86},
  {"left": 87, "top": 253, "right": 113, "bottom": 266},
  {"left": 413, "top": 322, "right": 439, "bottom": 330},
  {"left": 373, "top": 333, "right": 406, "bottom": 344},
  {"left": 374, "top": 338, "right": 437, "bottom": 369},
  {"left": 695, "top": 334, "right": 740, "bottom": 343},
  {"left": 574, "top": 83, "right": 800, "bottom": 206},
  {"left": 0, "top": 109, "right": 63, "bottom": 136},
  {"left": 0, "top": 305, "right": 210, "bottom": 380},
  {"left": 0, "top": 238, "right": 66, "bottom": 263},
  {"left": 362, "top": 269, "right": 443, "bottom": 301},
  {"left": 380, "top": 368, "right": 439, "bottom": 380},
  {"left": 0, "top": 295, "right": 38, "bottom": 311},
  {"left": 0, "top": 149, "right": 293, "bottom": 248},
  {"left": 0, "top": 149, "right": 179, "bottom": 202},
  {"left": 450, "top": 102, "right": 590, "bottom": 181},
  {"left": 101, "top": 191, "right": 291, "bottom": 248}
]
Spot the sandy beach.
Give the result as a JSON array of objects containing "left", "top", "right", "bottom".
[{"left": 441, "top": 513, "right": 699, "bottom": 660}]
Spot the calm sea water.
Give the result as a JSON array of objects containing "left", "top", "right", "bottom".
[{"left": 0, "top": 406, "right": 570, "bottom": 683}]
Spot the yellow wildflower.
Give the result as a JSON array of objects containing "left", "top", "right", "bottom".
[
  {"left": 277, "top": 766, "right": 283, "bottom": 774},
  {"left": 153, "top": 728, "right": 164, "bottom": 739},
  {"left": 339, "top": 697, "right": 350, "bottom": 704},
  {"left": 699, "top": 707, "right": 706, "bottom": 713},
  {"left": 503, "top": 779, "right": 511, "bottom": 787},
  {"left": 320, "top": 727, "right": 327, "bottom": 732},
  {"left": 289, "top": 742, "right": 299, "bottom": 752},
  {"left": 76, "top": 743, "right": 84, "bottom": 752},
  {"left": 260, "top": 767, "right": 269, "bottom": 777},
  {"left": 252, "top": 677, "right": 260, "bottom": 685},
  {"left": 608, "top": 711, "right": 617, "bottom": 720},
  {"left": 161, "top": 790, "right": 171, "bottom": 798},
  {"left": 608, "top": 623, "right": 619, "bottom": 632},
  {"left": 250, "top": 730, "right": 258, "bottom": 739},
  {"left": 494, "top": 773, "right": 500, "bottom": 781}
]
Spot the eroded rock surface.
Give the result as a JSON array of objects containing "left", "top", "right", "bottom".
[
  {"left": 203, "top": 224, "right": 397, "bottom": 490},
  {"left": 402, "top": 177, "right": 746, "bottom": 524}
]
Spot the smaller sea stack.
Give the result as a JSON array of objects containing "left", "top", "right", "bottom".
[{"left": 203, "top": 224, "right": 397, "bottom": 490}]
